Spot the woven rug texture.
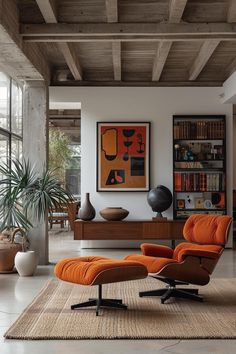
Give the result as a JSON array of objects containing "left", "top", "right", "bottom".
[{"left": 4, "top": 277, "right": 236, "bottom": 339}]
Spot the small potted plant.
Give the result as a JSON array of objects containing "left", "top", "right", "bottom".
[{"left": 0, "top": 158, "right": 73, "bottom": 275}]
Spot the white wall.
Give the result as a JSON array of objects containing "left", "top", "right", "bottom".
[
  {"left": 50, "top": 87, "right": 233, "bottom": 246},
  {"left": 233, "top": 114, "right": 236, "bottom": 189}
]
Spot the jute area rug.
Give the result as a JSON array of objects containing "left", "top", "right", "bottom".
[{"left": 4, "top": 277, "right": 236, "bottom": 340}]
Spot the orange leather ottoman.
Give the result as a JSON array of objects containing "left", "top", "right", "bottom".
[{"left": 55, "top": 256, "right": 147, "bottom": 316}]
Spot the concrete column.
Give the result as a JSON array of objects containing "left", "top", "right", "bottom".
[{"left": 23, "top": 80, "right": 49, "bottom": 265}]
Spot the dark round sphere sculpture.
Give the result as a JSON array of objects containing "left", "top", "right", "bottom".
[{"left": 147, "top": 185, "right": 173, "bottom": 218}]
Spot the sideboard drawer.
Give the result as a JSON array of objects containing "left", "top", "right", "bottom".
[
  {"left": 81, "top": 222, "right": 143, "bottom": 240},
  {"left": 143, "top": 222, "right": 170, "bottom": 239}
]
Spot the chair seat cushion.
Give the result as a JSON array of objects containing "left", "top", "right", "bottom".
[
  {"left": 124, "top": 254, "right": 177, "bottom": 274},
  {"left": 141, "top": 243, "right": 174, "bottom": 258},
  {"left": 54, "top": 256, "right": 147, "bottom": 286},
  {"left": 173, "top": 242, "right": 223, "bottom": 262},
  {"left": 49, "top": 212, "right": 68, "bottom": 218}
]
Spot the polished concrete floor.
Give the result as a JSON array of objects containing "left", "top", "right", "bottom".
[{"left": 1, "top": 227, "right": 236, "bottom": 354}]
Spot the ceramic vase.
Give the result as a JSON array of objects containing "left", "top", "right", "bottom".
[
  {"left": 100, "top": 207, "right": 129, "bottom": 221},
  {"left": 15, "top": 251, "right": 38, "bottom": 276},
  {"left": 79, "top": 193, "right": 96, "bottom": 221}
]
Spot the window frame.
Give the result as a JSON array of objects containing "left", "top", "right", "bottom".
[{"left": 0, "top": 72, "right": 23, "bottom": 162}]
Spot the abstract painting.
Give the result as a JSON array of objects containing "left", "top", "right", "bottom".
[{"left": 97, "top": 122, "right": 150, "bottom": 191}]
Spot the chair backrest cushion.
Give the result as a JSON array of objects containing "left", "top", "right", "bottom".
[{"left": 183, "top": 214, "right": 232, "bottom": 246}]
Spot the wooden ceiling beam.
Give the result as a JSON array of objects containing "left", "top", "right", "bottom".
[
  {"left": 52, "top": 79, "right": 222, "bottom": 87},
  {"left": 112, "top": 41, "right": 121, "bottom": 81},
  {"left": 0, "top": 0, "right": 50, "bottom": 82},
  {"left": 49, "top": 116, "right": 81, "bottom": 120},
  {"left": 169, "top": 0, "right": 188, "bottom": 23},
  {"left": 228, "top": 0, "right": 236, "bottom": 23},
  {"left": 106, "top": 0, "right": 118, "bottom": 23},
  {"left": 224, "top": 57, "right": 236, "bottom": 77},
  {"left": 49, "top": 125, "right": 80, "bottom": 130},
  {"left": 35, "top": 0, "right": 57, "bottom": 23},
  {"left": 152, "top": 42, "right": 172, "bottom": 81},
  {"left": 152, "top": 0, "right": 188, "bottom": 81},
  {"left": 106, "top": 1, "right": 120, "bottom": 79},
  {"left": 189, "top": 40, "right": 220, "bottom": 81},
  {"left": 21, "top": 23, "right": 236, "bottom": 41},
  {"left": 35, "top": 0, "right": 82, "bottom": 80},
  {"left": 57, "top": 43, "right": 82, "bottom": 80}
]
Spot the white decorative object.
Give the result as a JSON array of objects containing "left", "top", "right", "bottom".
[
  {"left": 15, "top": 251, "right": 38, "bottom": 276},
  {"left": 204, "top": 199, "right": 213, "bottom": 209}
]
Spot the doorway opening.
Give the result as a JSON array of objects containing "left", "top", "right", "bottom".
[{"left": 48, "top": 105, "right": 81, "bottom": 263}]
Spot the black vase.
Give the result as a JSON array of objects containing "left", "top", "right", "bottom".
[{"left": 79, "top": 193, "right": 96, "bottom": 221}]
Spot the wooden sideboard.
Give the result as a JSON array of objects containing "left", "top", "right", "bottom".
[{"left": 74, "top": 219, "right": 185, "bottom": 247}]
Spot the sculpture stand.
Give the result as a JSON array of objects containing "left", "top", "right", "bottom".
[{"left": 152, "top": 216, "right": 167, "bottom": 220}]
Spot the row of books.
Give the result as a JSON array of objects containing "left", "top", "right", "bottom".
[
  {"left": 174, "top": 120, "right": 225, "bottom": 139},
  {"left": 175, "top": 161, "right": 204, "bottom": 169},
  {"left": 176, "top": 210, "right": 225, "bottom": 219},
  {"left": 174, "top": 172, "right": 225, "bottom": 192}
]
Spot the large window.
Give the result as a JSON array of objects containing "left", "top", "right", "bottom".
[
  {"left": 0, "top": 72, "right": 23, "bottom": 167},
  {"left": 0, "top": 72, "right": 10, "bottom": 131}
]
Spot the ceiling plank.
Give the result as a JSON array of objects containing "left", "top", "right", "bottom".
[
  {"left": 169, "top": 0, "right": 188, "bottom": 23},
  {"left": 106, "top": 0, "right": 118, "bottom": 23},
  {"left": 189, "top": 40, "right": 220, "bottom": 81},
  {"left": 35, "top": 0, "right": 82, "bottom": 80},
  {"left": 112, "top": 41, "right": 121, "bottom": 81},
  {"left": 35, "top": 0, "right": 57, "bottom": 23},
  {"left": 228, "top": 0, "right": 236, "bottom": 23},
  {"left": 152, "top": 42, "right": 172, "bottom": 81}
]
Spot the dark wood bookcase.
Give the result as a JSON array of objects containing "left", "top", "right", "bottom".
[{"left": 173, "top": 115, "right": 226, "bottom": 220}]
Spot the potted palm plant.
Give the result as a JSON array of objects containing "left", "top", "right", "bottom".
[{"left": 0, "top": 158, "right": 73, "bottom": 275}]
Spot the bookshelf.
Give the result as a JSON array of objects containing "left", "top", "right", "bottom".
[{"left": 173, "top": 115, "right": 226, "bottom": 220}]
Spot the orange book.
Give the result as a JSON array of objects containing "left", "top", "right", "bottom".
[{"left": 174, "top": 173, "right": 182, "bottom": 191}]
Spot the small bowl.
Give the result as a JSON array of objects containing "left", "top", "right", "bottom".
[{"left": 99, "top": 207, "right": 129, "bottom": 221}]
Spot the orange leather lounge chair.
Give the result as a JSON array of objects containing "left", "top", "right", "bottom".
[{"left": 125, "top": 214, "right": 232, "bottom": 303}]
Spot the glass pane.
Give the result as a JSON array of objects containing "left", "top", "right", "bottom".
[
  {"left": 11, "top": 81, "right": 23, "bottom": 136},
  {"left": 0, "top": 72, "right": 10, "bottom": 131},
  {"left": 0, "top": 133, "right": 9, "bottom": 180},
  {"left": 66, "top": 144, "right": 81, "bottom": 197},
  {"left": 12, "top": 137, "right": 22, "bottom": 161}
]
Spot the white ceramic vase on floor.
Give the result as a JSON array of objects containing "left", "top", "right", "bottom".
[{"left": 15, "top": 251, "right": 38, "bottom": 276}]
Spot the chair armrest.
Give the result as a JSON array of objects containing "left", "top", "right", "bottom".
[
  {"left": 141, "top": 243, "right": 174, "bottom": 258},
  {"left": 178, "top": 249, "right": 220, "bottom": 262}
]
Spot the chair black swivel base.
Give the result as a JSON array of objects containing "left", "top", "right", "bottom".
[
  {"left": 139, "top": 276, "right": 203, "bottom": 304},
  {"left": 71, "top": 284, "right": 127, "bottom": 316}
]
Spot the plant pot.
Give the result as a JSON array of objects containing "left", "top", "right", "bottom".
[
  {"left": 100, "top": 207, "right": 129, "bottom": 221},
  {"left": 0, "top": 247, "right": 20, "bottom": 273},
  {"left": 0, "top": 228, "right": 24, "bottom": 273},
  {"left": 15, "top": 251, "right": 38, "bottom": 276}
]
